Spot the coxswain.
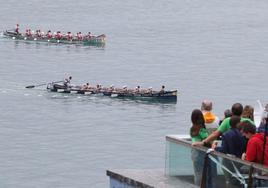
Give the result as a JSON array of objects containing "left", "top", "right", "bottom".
[
  {"left": 64, "top": 76, "right": 72, "bottom": 87},
  {"left": 15, "top": 24, "right": 19, "bottom": 34}
]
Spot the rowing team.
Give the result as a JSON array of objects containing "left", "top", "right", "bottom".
[
  {"left": 61, "top": 76, "right": 166, "bottom": 94},
  {"left": 24, "top": 30, "right": 94, "bottom": 40},
  {"left": 82, "top": 83, "right": 166, "bottom": 94},
  {"left": 14, "top": 24, "right": 95, "bottom": 40}
]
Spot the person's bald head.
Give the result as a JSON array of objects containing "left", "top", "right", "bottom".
[{"left": 201, "top": 100, "right": 213, "bottom": 111}]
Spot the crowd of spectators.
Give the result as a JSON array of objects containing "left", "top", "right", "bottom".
[{"left": 189, "top": 100, "right": 268, "bottom": 187}]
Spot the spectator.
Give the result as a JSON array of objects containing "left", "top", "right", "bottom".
[
  {"left": 212, "top": 116, "right": 246, "bottom": 187},
  {"left": 219, "top": 109, "right": 232, "bottom": 125},
  {"left": 201, "top": 100, "right": 219, "bottom": 135},
  {"left": 192, "top": 103, "right": 255, "bottom": 147},
  {"left": 213, "top": 116, "right": 246, "bottom": 157},
  {"left": 190, "top": 109, "right": 214, "bottom": 187},
  {"left": 258, "top": 104, "right": 268, "bottom": 133},
  {"left": 241, "top": 121, "right": 268, "bottom": 166},
  {"left": 241, "top": 105, "right": 254, "bottom": 122},
  {"left": 190, "top": 109, "right": 208, "bottom": 186}
]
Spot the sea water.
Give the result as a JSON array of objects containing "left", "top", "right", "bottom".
[{"left": 1, "top": 0, "right": 268, "bottom": 187}]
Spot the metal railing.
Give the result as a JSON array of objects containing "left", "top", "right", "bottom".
[{"left": 166, "top": 135, "right": 268, "bottom": 188}]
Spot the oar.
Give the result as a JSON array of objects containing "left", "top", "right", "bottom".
[
  {"left": 26, "top": 83, "right": 47, "bottom": 89},
  {"left": 25, "top": 80, "right": 63, "bottom": 89}
]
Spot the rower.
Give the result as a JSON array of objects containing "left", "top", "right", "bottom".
[
  {"left": 147, "top": 87, "right": 153, "bottom": 94},
  {"left": 87, "top": 32, "right": 92, "bottom": 39},
  {"left": 109, "top": 85, "right": 115, "bottom": 92},
  {"left": 26, "top": 29, "right": 32, "bottom": 37},
  {"left": 56, "top": 31, "right": 62, "bottom": 40},
  {"left": 47, "top": 30, "right": 52, "bottom": 38},
  {"left": 77, "top": 32, "right": 82, "bottom": 40},
  {"left": 67, "top": 32, "right": 72, "bottom": 40},
  {"left": 38, "top": 30, "right": 42, "bottom": 37},
  {"left": 15, "top": 24, "right": 19, "bottom": 34},
  {"left": 135, "top": 86, "right": 140, "bottom": 93},
  {"left": 36, "top": 30, "right": 42, "bottom": 37},
  {"left": 122, "top": 86, "right": 128, "bottom": 93},
  {"left": 82, "top": 83, "right": 90, "bottom": 90},
  {"left": 96, "top": 84, "right": 102, "bottom": 91},
  {"left": 160, "top": 85, "right": 165, "bottom": 93}
]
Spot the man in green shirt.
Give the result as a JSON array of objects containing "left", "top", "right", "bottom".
[{"left": 192, "top": 103, "right": 255, "bottom": 147}]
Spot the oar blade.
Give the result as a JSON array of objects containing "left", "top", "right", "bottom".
[{"left": 25, "top": 85, "right": 35, "bottom": 89}]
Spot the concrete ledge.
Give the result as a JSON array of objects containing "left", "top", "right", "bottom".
[{"left": 107, "top": 169, "right": 198, "bottom": 188}]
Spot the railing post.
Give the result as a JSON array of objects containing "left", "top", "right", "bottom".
[
  {"left": 247, "top": 164, "right": 254, "bottom": 188},
  {"left": 200, "top": 152, "right": 209, "bottom": 188}
]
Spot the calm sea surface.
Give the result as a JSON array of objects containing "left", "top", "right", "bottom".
[{"left": 1, "top": 0, "right": 268, "bottom": 187}]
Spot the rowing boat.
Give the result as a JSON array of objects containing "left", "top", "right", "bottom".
[
  {"left": 47, "top": 83, "right": 177, "bottom": 102},
  {"left": 3, "top": 30, "right": 106, "bottom": 46}
]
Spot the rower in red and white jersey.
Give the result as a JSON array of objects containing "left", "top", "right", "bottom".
[
  {"left": 26, "top": 29, "right": 32, "bottom": 37},
  {"left": 56, "top": 31, "right": 62, "bottom": 39},
  {"left": 46, "top": 30, "right": 52, "bottom": 38},
  {"left": 36, "top": 30, "right": 42, "bottom": 37},
  {"left": 87, "top": 32, "right": 92, "bottom": 39},
  {"left": 67, "top": 32, "right": 72, "bottom": 40},
  {"left": 77, "top": 32, "right": 82, "bottom": 40}
]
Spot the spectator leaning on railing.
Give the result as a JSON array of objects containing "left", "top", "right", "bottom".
[
  {"left": 240, "top": 121, "right": 268, "bottom": 166},
  {"left": 212, "top": 116, "right": 246, "bottom": 158},
  {"left": 192, "top": 103, "right": 255, "bottom": 147}
]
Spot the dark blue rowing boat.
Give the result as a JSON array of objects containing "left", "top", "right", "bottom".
[{"left": 47, "top": 83, "right": 177, "bottom": 102}]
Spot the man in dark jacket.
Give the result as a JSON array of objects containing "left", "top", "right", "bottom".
[
  {"left": 213, "top": 116, "right": 246, "bottom": 157},
  {"left": 212, "top": 116, "right": 246, "bottom": 188}
]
